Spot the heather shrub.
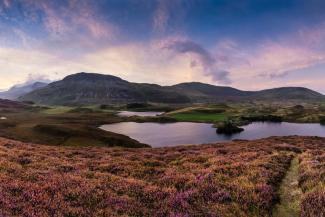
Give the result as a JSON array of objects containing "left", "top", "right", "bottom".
[{"left": 0, "top": 136, "right": 324, "bottom": 216}]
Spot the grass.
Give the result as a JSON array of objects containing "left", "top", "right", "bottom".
[
  {"left": 273, "top": 156, "right": 302, "bottom": 217},
  {"left": 0, "top": 107, "right": 148, "bottom": 148},
  {"left": 41, "top": 106, "right": 74, "bottom": 114},
  {"left": 166, "top": 102, "right": 325, "bottom": 124},
  {"left": 170, "top": 111, "right": 227, "bottom": 122}
]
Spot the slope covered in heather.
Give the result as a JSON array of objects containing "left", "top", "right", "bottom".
[{"left": 0, "top": 136, "right": 324, "bottom": 216}]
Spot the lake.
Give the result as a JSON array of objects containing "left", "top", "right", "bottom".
[
  {"left": 117, "top": 111, "right": 163, "bottom": 117},
  {"left": 100, "top": 122, "right": 325, "bottom": 147}
]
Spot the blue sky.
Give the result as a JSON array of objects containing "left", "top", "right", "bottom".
[{"left": 0, "top": 0, "right": 325, "bottom": 93}]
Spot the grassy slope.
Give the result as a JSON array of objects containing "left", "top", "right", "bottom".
[
  {"left": 0, "top": 136, "right": 324, "bottom": 216},
  {"left": 166, "top": 102, "right": 325, "bottom": 124},
  {"left": 0, "top": 107, "right": 148, "bottom": 148},
  {"left": 171, "top": 112, "right": 226, "bottom": 122}
]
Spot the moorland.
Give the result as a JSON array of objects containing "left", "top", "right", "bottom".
[
  {"left": 0, "top": 136, "right": 324, "bottom": 217},
  {"left": 0, "top": 72, "right": 324, "bottom": 216}
]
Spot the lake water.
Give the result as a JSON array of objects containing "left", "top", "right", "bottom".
[
  {"left": 100, "top": 122, "right": 325, "bottom": 147},
  {"left": 117, "top": 111, "right": 163, "bottom": 117}
]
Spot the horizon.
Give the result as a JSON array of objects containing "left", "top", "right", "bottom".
[
  {"left": 1, "top": 0, "right": 325, "bottom": 93},
  {"left": 2, "top": 71, "right": 324, "bottom": 94}
]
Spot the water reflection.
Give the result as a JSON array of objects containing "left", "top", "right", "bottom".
[
  {"left": 100, "top": 122, "right": 325, "bottom": 147},
  {"left": 117, "top": 111, "right": 162, "bottom": 117}
]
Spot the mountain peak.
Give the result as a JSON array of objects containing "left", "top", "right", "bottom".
[
  {"left": 0, "top": 81, "right": 48, "bottom": 100},
  {"left": 63, "top": 72, "right": 124, "bottom": 82}
]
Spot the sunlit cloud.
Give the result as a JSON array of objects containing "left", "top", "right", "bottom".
[{"left": 160, "top": 38, "right": 231, "bottom": 84}]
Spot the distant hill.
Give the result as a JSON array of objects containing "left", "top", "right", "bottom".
[
  {"left": 171, "top": 83, "right": 324, "bottom": 102},
  {"left": 0, "top": 82, "right": 48, "bottom": 100},
  {"left": 171, "top": 82, "right": 252, "bottom": 102},
  {"left": 19, "top": 73, "right": 190, "bottom": 105},
  {"left": 19, "top": 72, "right": 325, "bottom": 105},
  {"left": 249, "top": 87, "right": 324, "bottom": 100}
]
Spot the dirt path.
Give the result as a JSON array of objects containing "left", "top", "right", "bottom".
[{"left": 273, "top": 156, "right": 302, "bottom": 217}]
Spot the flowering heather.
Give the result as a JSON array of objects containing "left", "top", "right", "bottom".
[
  {"left": 0, "top": 136, "right": 323, "bottom": 216},
  {"left": 299, "top": 147, "right": 325, "bottom": 217}
]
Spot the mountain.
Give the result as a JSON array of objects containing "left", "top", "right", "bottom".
[
  {"left": 0, "top": 82, "right": 48, "bottom": 100},
  {"left": 19, "top": 72, "right": 325, "bottom": 105},
  {"left": 249, "top": 87, "right": 324, "bottom": 100},
  {"left": 171, "top": 83, "right": 324, "bottom": 102},
  {"left": 19, "top": 73, "right": 190, "bottom": 105},
  {"left": 171, "top": 82, "right": 252, "bottom": 102}
]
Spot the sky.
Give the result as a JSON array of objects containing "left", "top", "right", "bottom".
[{"left": 1, "top": 0, "right": 325, "bottom": 93}]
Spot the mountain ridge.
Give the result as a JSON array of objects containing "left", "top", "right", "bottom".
[
  {"left": 0, "top": 82, "right": 48, "bottom": 100},
  {"left": 19, "top": 72, "right": 325, "bottom": 105}
]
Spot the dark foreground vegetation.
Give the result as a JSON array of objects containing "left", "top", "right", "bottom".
[
  {"left": 0, "top": 136, "right": 323, "bottom": 216},
  {"left": 0, "top": 100, "right": 156, "bottom": 148},
  {"left": 216, "top": 121, "right": 244, "bottom": 134}
]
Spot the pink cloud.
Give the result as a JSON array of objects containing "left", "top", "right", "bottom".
[
  {"left": 3, "top": 0, "right": 11, "bottom": 8},
  {"left": 213, "top": 34, "right": 325, "bottom": 82},
  {"left": 152, "top": 0, "right": 191, "bottom": 33},
  {"left": 22, "top": 0, "right": 117, "bottom": 40}
]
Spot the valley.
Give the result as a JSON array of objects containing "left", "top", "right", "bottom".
[
  {"left": 0, "top": 73, "right": 324, "bottom": 216},
  {"left": 1, "top": 99, "right": 325, "bottom": 148}
]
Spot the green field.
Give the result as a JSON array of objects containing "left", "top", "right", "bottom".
[
  {"left": 171, "top": 111, "right": 227, "bottom": 122},
  {"left": 41, "top": 106, "right": 74, "bottom": 114}
]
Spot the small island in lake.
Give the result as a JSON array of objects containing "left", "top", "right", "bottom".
[{"left": 216, "top": 121, "right": 244, "bottom": 135}]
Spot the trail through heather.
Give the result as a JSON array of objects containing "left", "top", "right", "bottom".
[{"left": 273, "top": 156, "right": 302, "bottom": 217}]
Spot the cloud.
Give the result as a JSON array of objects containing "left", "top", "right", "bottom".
[
  {"left": 0, "top": 46, "right": 83, "bottom": 89},
  {"left": 39, "top": 0, "right": 117, "bottom": 39},
  {"left": 153, "top": 0, "right": 170, "bottom": 32},
  {"left": 0, "top": 0, "right": 118, "bottom": 51},
  {"left": 161, "top": 39, "right": 231, "bottom": 84},
  {"left": 1, "top": 0, "right": 325, "bottom": 93},
  {"left": 20, "top": 73, "right": 52, "bottom": 86},
  {"left": 152, "top": 0, "right": 192, "bottom": 33},
  {"left": 237, "top": 42, "right": 324, "bottom": 78},
  {"left": 3, "top": 0, "right": 11, "bottom": 8},
  {"left": 212, "top": 38, "right": 325, "bottom": 92},
  {"left": 0, "top": 41, "right": 216, "bottom": 89}
]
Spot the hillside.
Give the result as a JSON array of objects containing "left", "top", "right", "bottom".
[
  {"left": 0, "top": 82, "right": 48, "bottom": 100},
  {"left": 250, "top": 87, "right": 324, "bottom": 100},
  {"left": 19, "top": 72, "right": 325, "bottom": 105},
  {"left": 20, "top": 73, "right": 190, "bottom": 105},
  {"left": 171, "top": 82, "right": 251, "bottom": 102},
  {"left": 0, "top": 98, "right": 27, "bottom": 109},
  {"left": 0, "top": 136, "right": 323, "bottom": 216}
]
